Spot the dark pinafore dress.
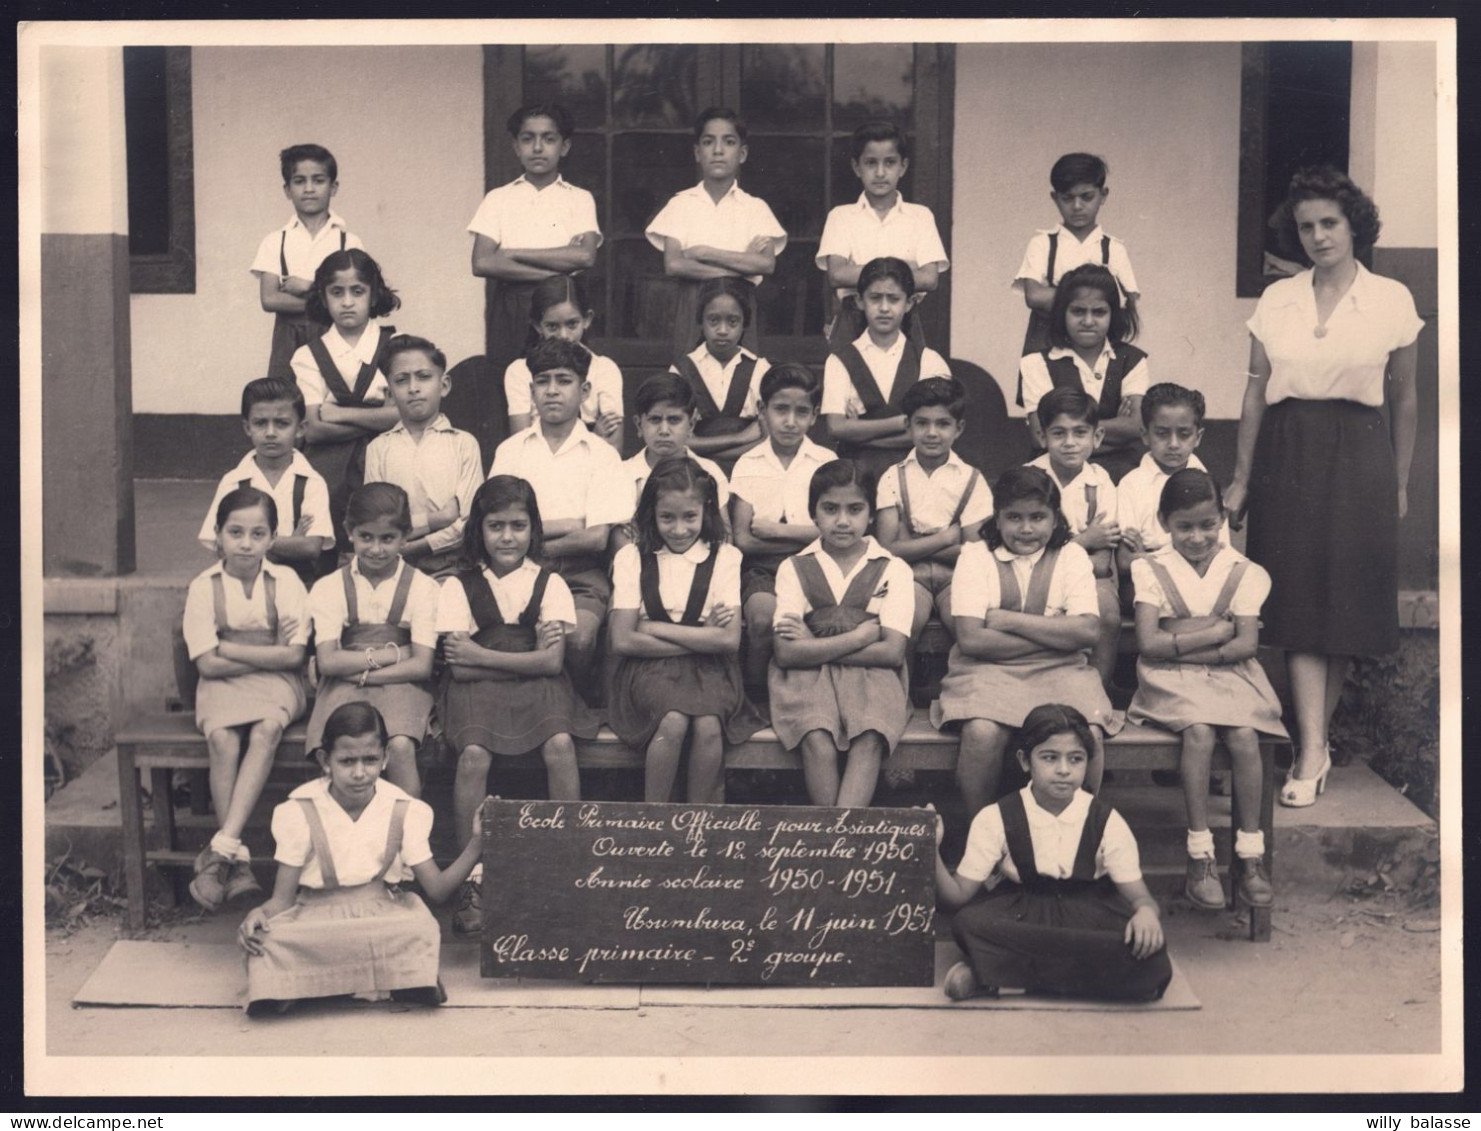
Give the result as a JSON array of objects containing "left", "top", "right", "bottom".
[
  {"left": 1017, "top": 231, "right": 1112, "bottom": 364},
  {"left": 767, "top": 555, "right": 910, "bottom": 754},
  {"left": 266, "top": 229, "right": 346, "bottom": 382},
  {"left": 1127, "top": 556, "right": 1288, "bottom": 738},
  {"left": 951, "top": 790, "right": 1173, "bottom": 1000},
  {"left": 301, "top": 323, "right": 396, "bottom": 558},
  {"left": 893, "top": 462, "right": 983, "bottom": 595},
  {"left": 244, "top": 793, "right": 442, "bottom": 1007},
  {"left": 1027, "top": 342, "right": 1148, "bottom": 484},
  {"left": 607, "top": 548, "right": 764, "bottom": 749},
  {"left": 304, "top": 564, "right": 435, "bottom": 752},
  {"left": 832, "top": 339, "right": 922, "bottom": 482},
  {"left": 194, "top": 571, "right": 308, "bottom": 739},
  {"left": 674, "top": 352, "right": 758, "bottom": 475},
  {"left": 440, "top": 568, "right": 600, "bottom": 756},
  {"left": 931, "top": 548, "right": 1116, "bottom": 733}
]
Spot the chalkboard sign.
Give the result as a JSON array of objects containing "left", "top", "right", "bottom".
[{"left": 481, "top": 800, "right": 937, "bottom": 987}]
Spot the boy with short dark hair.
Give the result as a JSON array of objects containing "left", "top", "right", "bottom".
[
  {"left": 198, "top": 377, "right": 335, "bottom": 586},
  {"left": 1118, "top": 382, "right": 1226, "bottom": 577},
  {"left": 728, "top": 363, "right": 835, "bottom": 692},
  {"left": 817, "top": 120, "right": 949, "bottom": 348},
  {"left": 1028, "top": 386, "right": 1123, "bottom": 687},
  {"left": 875, "top": 376, "right": 991, "bottom": 642},
  {"left": 251, "top": 144, "right": 364, "bottom": 382},
  {"left": 363, "top": 335, "right": 483, "bottom": 578},
  {"left": 487, "top": 337, "right": 628, "bottom": 683},
  {"left": 646, "top": 106, "right": 787, "bottom": 358},
  {"left": 1011, "top": 151, "right": 1140, "bottom": 364}
]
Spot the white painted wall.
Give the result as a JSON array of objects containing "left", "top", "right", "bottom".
[
  {"left": 130, "top": 45, "right": 486, "bottom": 414},
  {"left": 39, "top": 47, "right": 130, "bottom": 235},
  {"left": 1369, "top": 40, "right": 1438, "bottom": 249},
  {"left": 951, "top": 42, "right": 1254, "bottom": 420}
]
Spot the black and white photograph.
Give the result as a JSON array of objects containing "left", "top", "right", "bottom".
[{"left": 19, "top": 15, "right": 1462, "bottom": 1100}]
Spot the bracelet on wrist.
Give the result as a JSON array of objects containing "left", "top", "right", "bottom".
[{"left": 365, "top": 647, "right": 379, "bottom": 671}]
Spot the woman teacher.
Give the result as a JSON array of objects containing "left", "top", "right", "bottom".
[{"left": 1224, "top": 166, "right": 1422, "bottom": 809}]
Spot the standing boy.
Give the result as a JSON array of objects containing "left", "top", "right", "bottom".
[
  {"left": 875, "top": 377, "right": 992, "bottom": 643},
  {"left": 817, "top": 120, "right": 949, "bottom": 348},
  {"left": 469, "top": 104, "right": 602, "bottom": 381},
  {"left": 250, "top": 144, "right": 364, "bottom": 382},
  {"left": 646, "top": 107, "right": 787, "bottom": 359},
  {"left": 487, "top": 338, "right": 628, "bottom": 684},
  {"left": 1028, "top": 387, "right": 1123, "bottom": 690},
  {"left": 362, "top": 335, "right": 484, "bottom": 578},
  {"left": 1011, "top": 152, "right": 1139, "bottom": 376},
  {"left": 198, "top": 377, "right": 335, "bottom": 587},
  {"left": 728, "top": 363, "right": 835, "bottom": 694}
]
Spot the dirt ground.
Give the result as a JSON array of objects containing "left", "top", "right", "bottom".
[{"left": 39, "top": 883, "right": 1442, "bottom": 1078}]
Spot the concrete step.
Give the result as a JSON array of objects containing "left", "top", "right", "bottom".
[{"left": 48, "top": 742, "right": 1435, "bottom": 892}]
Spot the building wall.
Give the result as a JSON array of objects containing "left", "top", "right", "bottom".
[
  {"left": 130, "top": 45, "right": 486, "bottom": 417},
  {"left": 950, "top": 41, "right": 1250, "bottom": 420}
]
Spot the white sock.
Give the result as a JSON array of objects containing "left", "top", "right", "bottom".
[
  {"left": 468, "top": 863, "right": 483, "bottom": 884},
  {"left": 1235, "top": 829, "right": 1266, "bottom": 860},
  {"left": 1186, "top": 829, "right": 1216, "bottom": 860},
  {"left": 210, "top": 833, "right": 242, "bottom": 859}
]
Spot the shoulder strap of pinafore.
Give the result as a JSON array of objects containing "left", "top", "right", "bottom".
[
  {"left": 895, "top": 463, "right": 915, "bottom": 534},
  {"left": 889, "top": 341, "right": 922, "bottom": 408},
  {"left": 639, "top": 546, "right": 720, "bottom": 626},
  {"left": 675, "top": 355, "right": 724, "bottom": 420},
  {"left": 993, "top": 549, "right": 1059, "bottom": 615},
  {"left": 1070, "top": 796, "right": 1114, "bottom": 882},
  {"left": 791, "top": 554, "right": 837, "bottom": 612},
  {"left": 948, "top": 469, "right": 982, "bottom": 527},
  {"left": 295, "top": 797, "right": 340, "bottom": 889},
  {"left": 373, "top": 798, "right": 410, "bottom": 883},
  {"left": 835, "top": 344, "right": 887, "bottom": 414},
  {"left": 212, "top": 571, "right": 278, "bottom": 635},
  {"left": 725, "top": 355, "right": 758, "bottom": 418},
  {"left": 279, "top": 231, "right": 289, "bottom": 278},
  {"left": 1146, "top": 558, "right": 1194, "bottom": 620},
  {"left": 1083, "top": 482, "right": 1099, "bottom": 530},
  {"left": 459, "top": 569, "right": 504, "bottom": 630},
  {"left": 339, "top": 230, "right": 347, "bottom": 252},
  {"left": 306, "top": 325, "right": 395, "bottom": 406},
  {"left": 840, "top": 556, "right": 890, "bottom": 610},
  {"left": 384, "top": 563, "right": 416, "bottom": 626},
  {"left": 997, "top": 791, "right": 1039, "bottom": 883},
  {"left": 1044, "top": 353, "right": 1084, "bottom": 395},
  {"left": 1045, "top": 231, "right": 1058, "bottom": 285},
  {"left": 340, "top": 564, "right": 359, "bottom": 624},
  {"left": 1210, "top": 559, "right": 1250, "bottom": 619},
  {"left": 993, "top": 555, "right": 1023, "bottom": 613},
  {"left": 1100, "top": 234, "right": 1111, "bottom": 265},
  {"left": 519, "top": 568, "right": 551, "bottom": 629}
]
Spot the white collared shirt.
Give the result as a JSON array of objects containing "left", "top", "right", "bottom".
[
  {"left": 308, "top": 558, "right": 441, "bottom": 650},
  {"left": 729, "top": 436, "right": 836, "bottom": 526},
  {"left": 197, "top": 450, "right": 334, "bottom": 550},
  {"left": 272, "top": 777, "right": 434, "bottom": 887},
  {"left": 620, "top": 449, "right": 731, "bottom": 521},
  {"left": 487, "top": 420, "right": 630, "bottom": 527},
  {"left": 950, "top": 540, "right": 1099, "bottom": 624},
  {"left": 645, "top": 182, "right": 788, "bottom": 285},
  {"left": 363, "top": 414, "right": 483, "bottom": 554},
  {"left": 435, "top": 559, "right": 577, "bottom": 634},
  {"left": 816, "top": 193, "right": 949, "bottom": 302},
  {"left": 466, "top": 175, "right": 602, "bottom": 250},
  {"left": 956, "top": 787, "right": 1141, "bottom": 886},
  {"left": 772, "top": 536, "right": 915, "bottom": 638},
  {"left": 249, "top": 211, "right": 363, "bottom": 281},
  {"left": 1010, "top": 224, "right": 1139, "bottom": 297},
  {"left": 504, "top": 351, "right": 624, "bottom": 423},
  {"left": 1027, "top": 454, "right": 1119, "bottom": 536},
  {"left": 1018, "top": 342, "right": 1150, "bottom": 416},
  {"left": 821, "top": 331, "right": 952, "bottom": 417},
  {"left": 670, "top": 345, "right": 770, "bottom": 421},
  {"left": 611, "top": 541, "right": 741, "bottom": 624},
  {"left": 290, "top": 325, "right": 391, "bottom": 407},
  {"left": 182, "top": 560, "right": 310, "bottom": 660},
  {"left": 877, "top": 449, "right": 993, "bottom": 534},
  {"left": 1118, "top": 452, "right": 1223, "bottom": 553},
  {"left": 1247, "top": 264, "right": 1424, "bottom": 407},
  {"left": 1130, "top": 544, "right": 1271, "bottom": 620}
]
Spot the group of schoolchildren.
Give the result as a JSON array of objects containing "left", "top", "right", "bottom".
[{"left": 191, "top": 102, "right": 1290, "bottom": 1014}]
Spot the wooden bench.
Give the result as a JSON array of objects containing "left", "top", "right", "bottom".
[{"left": 116, "top": 711, "right": 1279, "bottom": 940}]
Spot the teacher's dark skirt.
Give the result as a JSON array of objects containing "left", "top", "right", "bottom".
[
  {"left": 1246, "top": 398, "right": 1399, "bottom": 656},
  {"left": 951, "top": 880, "right": 1172, "bottom": 1001}
]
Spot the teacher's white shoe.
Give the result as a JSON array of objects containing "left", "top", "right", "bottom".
[{"left": 1279, "top": 746, "right": 1332, "bottom": 808}]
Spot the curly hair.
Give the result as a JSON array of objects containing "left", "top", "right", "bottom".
[{"left": 1275, "top": 165, "right": 1382, "bottom": 257}]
